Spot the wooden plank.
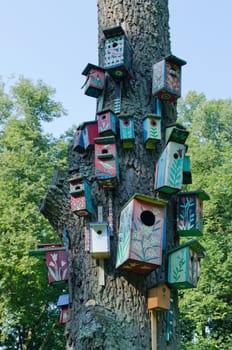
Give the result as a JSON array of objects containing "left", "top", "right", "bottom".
[
  {"left": 151, "top": 311, "right": 157, "bottom": 350},
  {"left": 97, "top": 206, "right": 105, "bottom": 286}
]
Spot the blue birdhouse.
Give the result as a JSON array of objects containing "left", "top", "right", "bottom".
[
  {"left": 73, "top": 125, "right": 85, "bottom": 154},
  {"left": 154, "top": 141, "right": 186, "bottom": 194},
  {"left": 177, "top": 190, "right": 210, "bottom": 237},
  {"left": 152, "top": 55, "right": 186, "bottom": 102},
  {"left": 119, "top": 115, "right": 135, "bottom": 148},
  {"left": 57, "top": 294, "right": 69, "bottom": 324},
  {"left": 143, "top": 114, "right": 161, "bottom": 149},
  {"left": 103, "top": 25, "right": 133, "bottom": 80},
  {"left": 68, "top": 176, "right": 94, "bottom": 216},
  {"left": 168, "top": 240, "right": 205, "bottom": 289}
]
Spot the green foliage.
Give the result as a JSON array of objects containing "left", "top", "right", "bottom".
[
  {"left": 0, "top": 77, "right": 68, "bottom": 349},
  {"left": 177, "top": 92, "right": 232, "bottom": 349}
]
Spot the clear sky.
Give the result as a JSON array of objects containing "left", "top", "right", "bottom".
[{"left": 1, "top": 0, "right": 231, "bottom": 137}]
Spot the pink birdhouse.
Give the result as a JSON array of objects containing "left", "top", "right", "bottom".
[
  {"left": 82, "top": 63, "right": 106, "bottom": 98},
  {"left": 45, "top": 249, "right": 68, "bottom": 284}
]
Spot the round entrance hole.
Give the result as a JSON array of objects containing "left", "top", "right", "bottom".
[
  {"left": 112, "top": 42, "right": 118, "bottom": 48},
  {"left": 97, "top": 230, "right": 102, "bottom": 235},
  {"left": 140, "top": 210, "right": 155, "bottom": 226},
  {"left": 173, "top": 152, "right": 178, "bottom": 159}
]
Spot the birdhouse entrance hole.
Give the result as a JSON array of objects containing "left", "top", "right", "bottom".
[
  {"left": 140, "top": 210, "right": 155, "bottom": 226},
  {"left": 102, "top": 149, "right": 108, "bottom": 154},
  {"left": 112, "top": 42, "right": 118, "bottom": 48},
  {"left": 97, "top": 230, "right": 102, "bottom": 235}
]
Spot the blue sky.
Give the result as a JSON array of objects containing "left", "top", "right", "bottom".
[{"left": 1, "top": 0, "right": 231, "bottom": 137}]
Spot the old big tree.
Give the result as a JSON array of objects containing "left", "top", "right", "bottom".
[{"left": 42, "top": 1, "right": 183, "bottom": 349}]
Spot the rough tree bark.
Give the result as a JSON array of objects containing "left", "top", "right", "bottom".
[{"left": 41, "top": 1, "right": 181, "bottom": 349}]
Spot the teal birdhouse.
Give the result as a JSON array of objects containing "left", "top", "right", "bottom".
[
  {"left": 143, "top": 114, "right": 161, "bottom": 149},
  {"left": 95, "top": 136, "right": 119, "bottom": 188},
  {"left": 103, "top": 25, "right": 133, "bottom": 80},
  {"left": 68, "top": 176, "right": 93, "bottom": 216},
  {"left": 168, "top": 240, "right": 205, "bottom": 289},
  {"left": 119, "top": 115, "right": 135, "bottom": 148},
  {"left": 177, "top": 190, "right": 210, "bottom": 237},
  {"left": 97, "top": 109, "right": 117, "bottom": 136},
  {"left": 154, "top": 141, "right": 186, "bottom": 194},
  {"left": 165, "top": 123, "right": 189, "bottom": 145},
  {"left": 152, "top": 55, "right": 186, "bottom": 102},
  {"left": 82, "top": 63, "right": 105, "bottom": 98},
  {"left": 89, "top": 222, "right": 110, "bottom": 259},
  {"left": 116, "top": 194, "right": 167, "bottom": 275}
]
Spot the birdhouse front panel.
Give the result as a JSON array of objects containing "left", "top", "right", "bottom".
[
  {"left": 97, "top": 110, "right": 117, "bottom": 136},
  {"left": 116, "top": 194, "right": 167, "bottom": 274},
  {"left": 165, "top": 123, "right": 189, "bottom": 145},
  {"left": 45, "top": 249, "right": 68, "bottom": 284},
  {"left": 95, "top": 136, "right": 119, "bottom": 188},
  {"left": 82, "top": 63, "right": 105, "bottom": 98},
  {"left": 143, "top": 115, "right": 161, "bottom": 149},
  {"left": 155, "top": 142, "right": 185, "bottom": 194},
  {"left": 103, "top": 26, "right": 133, "bottom": 80},
  {"left": 177, "top": 190, "right": 210, "bottom": 236},
  {"left": 168, "top": 240, "right": 204, "bottom": 289},
  {"left": 59, "top": 307, "right": 69, "bottom": 324},
  {"left": 119, "top": 115, "right": 135, "bottom": 148},
  {"left": 152, "top": 55, "right": 186, "bottom": 102},
  {"left": 69, "top": 177, "right": 93, "bottom": 216},
  {"left": 82, "top": 121, "right": 99, "bottom": 150},
  {"left": 73, "top": 127, "right": 85, "bottom": 153},
  {"left": 147, "top": 284, "right": 170, "bottom": 311},
  {"left": 89, "top": 222, "right": 110, "bottom": 259}
]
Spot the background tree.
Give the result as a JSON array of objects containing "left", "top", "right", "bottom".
[
  {"left": 177, "top": 92, "right": 232, "bottom": 349},
  {"left": 0, "top": 77, "right": 68, "bottom": 349},
  {"left": 41, "top": 1, "right": 184, "bottom": 349}
]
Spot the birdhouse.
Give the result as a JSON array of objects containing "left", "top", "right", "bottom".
[
  {"left": 154, "top": 141, "right": 186, "bottom": 194},
  {"left": 183, "top": 155, "right": 192, "bottom": 185},
  {"left": 152, "top": 55, "right": 186, "bottom": 102},
  {"left": 82, "top": 121, "right": 99, "bottom": 150},
  {"left": 89, "top": 222, "right": 110, "bottom": 259},
  {"left": 103, "top": 25, "right": 133, "bottom": 80},
  {"left": 57, "top": 294, "right": 69, "bottom": 324},
  {"left": 147, "top": 284, "right": 170, "bottom": 311},
  {"left": 68, "top": 176, "right": 94, "bottom": 216},
  {"left": 116, "top": 194, "right": 167, "bottom": 274},
  {"left": 97, "top": 109, "right": 117, "bottom": 136},
  {"left": 73, "top": 125, "right": 85, "bottom": 154},
  {"left": 45, "top": 248, "right": 68, "bottom": 284},
  {"left": 95, "top": 136, "right": 119, "bottom": 188},
  {"left": 29, "top": 244, "right": 68, "bottom": 285},
  {"left": 165, "top": 123, "right": 189, "bottom": 145},
  {"left": 82, "top": 63, "right": 106, "bottom": 98},
  {"left": 168, "top": 240, "right": 205, "bottom": 289},
  {"left": 119, "top": 115, "right": 135, "bottom": 148},
  {"left": 177, "top": 190, "right": 210, "bottom": 237},
  {"left": 143, "top": 114, "right": 161, "bottom": 149}
]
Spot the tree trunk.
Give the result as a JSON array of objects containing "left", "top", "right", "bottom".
[{"left": 41, "top": 1, "right": 181, "bottom": 349}]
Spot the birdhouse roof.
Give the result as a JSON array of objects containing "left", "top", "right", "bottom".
[
  {"left": 57, "top": 294, "right": 69, "bottom": 307},
  {"left": 121, "top": 193, "right": 168, "bottom": 211},
  {"left": 177, "top": 189, "right": 210, "bottom": 201},
  {"left": 94, "top": 136, "right": 115, "bottom": 144},
  {"left": 143, "top": 114, "right": 161, "bottom": 120},
  {"left": 29, "top": 246, "right": 66, "bottom": 257},
  {"left": 166, "top": 54, "right": 187, "bottom": 66},
  {"left": 103, "top": 25, "right": 126, "bottom": 38},
  {"left": 166, "top": 123, "right": 187, "bottom": 130},
  {"left": 167, "top": 239, "right": 205, "bottom": 255},
  {"left": 82, "top": 63, "right": 105, "bottom": 76}
]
